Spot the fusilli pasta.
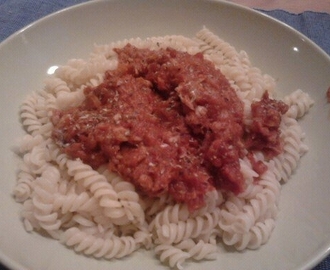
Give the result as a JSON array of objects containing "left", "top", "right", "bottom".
[{"left": 13, "top": 27, "right": 313, "bottom": 269}]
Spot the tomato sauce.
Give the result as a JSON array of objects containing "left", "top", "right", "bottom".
[{"left": 52, "top": 44, "right": 287, "bottom": 211}]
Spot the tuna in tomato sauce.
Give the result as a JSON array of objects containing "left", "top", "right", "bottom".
[{"left": 52, "top": 44, "right": 288, "bottom": 211}]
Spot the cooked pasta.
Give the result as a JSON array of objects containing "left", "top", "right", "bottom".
[{"left": 13, "top": 27, "right": 313, "bottom": 269}]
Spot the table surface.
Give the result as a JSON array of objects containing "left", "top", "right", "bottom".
[{"left": 0, "top": 1, "right": 329, "bottom": 270}]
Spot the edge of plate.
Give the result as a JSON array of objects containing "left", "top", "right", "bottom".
[{"left": 0, "top": 1, "right": 329, "bottom": 270}]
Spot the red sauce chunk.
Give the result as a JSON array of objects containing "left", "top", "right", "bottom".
[
  {"left": 246, "top": 92, "right": 288, "bottom": 156},
  {"left": 52, "top": 44, "right": 287, "bottom": 211}
]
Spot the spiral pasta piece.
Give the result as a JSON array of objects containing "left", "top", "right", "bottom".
[
  {"left": 196, "top": 27, "right": 240, "bottom": 65},
  {"left": 273, "top": 116, "right": 307, "bottom": 182},
  {"left": 20, "top": 93, "right": 43, "bottom": 135},
  {"left": 222, "top": 218, "right": 275, "bottom": 250},
  {"left": 13, "top": 162, "right": 36, "bottom": 203},
  {"left": 149, "top": 203, "right": 190, "bottom": 230},
  {"left": 44, "top": 77, "right": 71, "bottom": 95},
  {"left": 28, "top": 166, "right": 62, "bottom": 236},
  {"left": 61, "top": 227, "right": 139, "bottom": 259},
  {"left": 219, "top": 168, "right": 279, "bottom": 236},
  {"left": 283, "top": 89, "right": 314, "bottom": 119},
  {"left": 67, "top": 159, "right": 145, "bottom": 226},
  {"left": 155, "top": 244, "right": 190, "bottom": 270},
  {"left": 155, "top": 209, "right": 221, "bottom": 245},
  {"left": 175, "top": 239, "right": 218, "bottom": 260}
]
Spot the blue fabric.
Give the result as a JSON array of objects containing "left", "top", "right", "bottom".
[
  {"left": 0, "top": 1, "right": 329, "bottom": 270},
  {"left": 0, "top": 0, "right": 88, "bottom": 42}
]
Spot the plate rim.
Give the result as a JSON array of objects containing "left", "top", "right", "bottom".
[{"left": 0, "top": 1, "right": 329, "bottom": 270}]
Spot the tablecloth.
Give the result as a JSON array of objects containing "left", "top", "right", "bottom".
[{"left": 0, "top": 1, "right": 329, "bottom": 270}]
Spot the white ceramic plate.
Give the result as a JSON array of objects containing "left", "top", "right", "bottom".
[{"left": 0, "top": 1, "right": 329, "bottom": 269}]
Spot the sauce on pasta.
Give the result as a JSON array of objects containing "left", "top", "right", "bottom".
[{"left": 52, "top": 44, "right": 288, "bottom": 211}]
